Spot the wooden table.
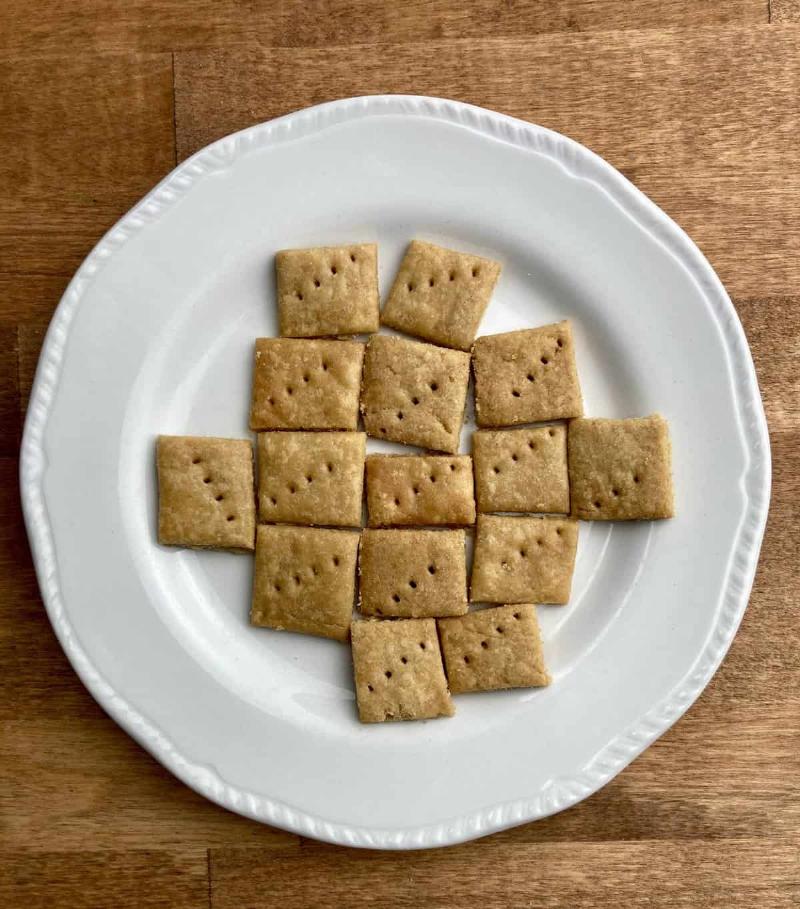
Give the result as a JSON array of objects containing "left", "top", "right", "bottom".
[{"left": 2, "top": 2, "right": 799, "bottom": 906}]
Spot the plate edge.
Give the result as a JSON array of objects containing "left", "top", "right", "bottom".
[{"left": 19, "top": 94, "right": 772, "bottom": 850}]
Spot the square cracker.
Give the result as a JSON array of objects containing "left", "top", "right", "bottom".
[
  {"left": 257, "top": 431, "right": 365, "bottom": 527},
  {"left": 568, "top": 414, "right": 674, "bottom": 520},
  {"left": 360, "top": 335, "right": 470, "bottom": 453},
  {"left": 250, "top": 524, "right": 359, "bottom": 641},
  {"left": 359, "top": 529, "right": 468, "bottom": 618},
  {"left": 472, "top": 320, "right": 583, "bottom": 427},
  {"left": 470, "top": 514, "right": 578, "bottom": 604},
  {"left": 381, "top": 240, "right": 501, "bottom": 351},
  {"left": 438, "top": 604, "right": 550, "bottom": 693},
  {"left": 366, "top": 455, "right": 476, "bottom": 527},
  {"left": 276, "top": 243, "right": 379, "bottom": 337},
  {"left": 250, "top": 338, "right": 364, "bottom": 431},
  {"left": 473, "top": 425, "right": 569, "bottom": 514},
  {"left": 351, "top": 618, "right": 454, "bottom": 722},
  {"left": 157, "top": 435, "right": 255, "bottom": 552}
]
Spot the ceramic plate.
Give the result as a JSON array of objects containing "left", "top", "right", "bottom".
[{"left": 21, "top": 96, "right": 770, "bottom": 849}]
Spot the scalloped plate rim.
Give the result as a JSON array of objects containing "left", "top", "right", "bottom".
[{"left": 20, "top": 94, "right": 771, "bottom": 849}]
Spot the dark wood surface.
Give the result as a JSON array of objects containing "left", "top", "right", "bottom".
[{"left": 1, "top": 3, "right": 798, "bottom": 906}]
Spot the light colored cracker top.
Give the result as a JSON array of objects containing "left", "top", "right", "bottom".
[
  {"left": 351, "top": 618, "right": 454, "bottom": 722},
  {"left": 472, "top": 321, "right": 583, "bottom": 427},
  {"left": 568, "top": 414, "right": 674, "bottom": 520},
  {"left": 157, "top": 435, "right": 255, "bottom": 552},
  {"left": 276, "top": 243, "right": 379, "bottom": 337},
  {"left": 250, "top": 524, "right": 359, "bottom": 642},
  {"left": 359, "top": 529, "right": 468, "bottom": 618},
  {"left": 366, "top": 455, "right": 476, "bottom": 527},
  {"left": 381, "top": 240, "right": 501, "bottom": 351},
  {"left": 438, "top": 604, "right": 550, "bottom": 693},
  {"left": 473, "top": 425, "right": 569, "bottom": 514},
  {"left": 360, "top": 334, "right": 470, "bottom": 453},
  {"left": 257, "top": 431, "right": 365, "bottom": 527},
  {"left": 250, "top": 338, "right": 364, "bottom": 430},
  {"left": 470, "top": 514, "right": 578, "bottom": 604}
]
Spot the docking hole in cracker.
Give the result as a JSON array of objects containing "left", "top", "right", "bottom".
[
  {"left": 257, "top": 431, "right": 365, "bottom": 527},
  {"left": 359, "top": 529, "right": 468, "bottom": 618},
  {"left": 276, "top": 243, "right": 379, "bottom": 337},
  {"left": 250, "top": 337, "right": 364, "bottom": 431},
  {"left": 472, "top": 320, "right": 583, "bottom": 427},
  {"left": 360, "top": 334, "right": 470, "bottom": 453},
  {"left": 365, "top": 454, "right": 476, "bottom": 527},
  {"left": 381, "top": 240, "right": 501, "bottom": 351},
  {"left": 251, "top": 524, "right": 359, "bottom": 641},
  {"left": 568, "top": 414, "right": 674, "bottom": 520},
  {"left": 473, "top": 424, "right": 569, "bottom": 514},
  {"left": 470, "top": 514, "right": 578, "bottom": 605},
  {"left": 351, "top": 618, "right": 454, "bottom": 722},
  {"left": 438, "top": 604, "right": 550, "bottom": 693},
  {"left": 157, "top": 435, "right": 256, "bottom": 552},
  {"left": 156, "top": 237, "right": 679, "bottom": 727}
]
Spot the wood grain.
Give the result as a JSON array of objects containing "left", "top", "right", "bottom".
[
  {"left": 0, "top": 278, "right": 68, "bottom": 434},
  {"left": 4, "top": 324, "right": 797, "bottom": 853},
  {"left": 736, "top": 297, "right": 800, "bottom": 434},
  {"left": 0, "top": 276, "right": 68, "bottom": 325},
  {"left": 2, "top": 719, "right": 301, "bottom": 852},
  {"left": 0, "top": 328, "right": 20, "bottom": 456},
  {"left": 772, "top": 0, "right": 800, "bottom": 20},
  {"left": 209, "top": 839, "right": 800, "bottom": 909},
  {"left": 17, "top": 321, "right": 49, "bottom": 418},
  {"left": 277, "top": 0, "right": 767, "bottom": 46},
  {"left": 2, "top": 3, "right": 799, "bottom": 906},
  {"left": 0, "top": 850, "right": 208, "bottom": 909},
  {"left": 0, "top": 54, "right": 175, "bottom": 277},
  {"left": 173, "top": 24, "right": 800, "bottom": 298},
  {"left": 0, "top": 1, "right": 274, "bottom": 55},
  {"left": 0, "top": 454, "right": 300, "bottom": 854},
  {"left": 0, "top": 0, "right": 766, "bottom": 55}
]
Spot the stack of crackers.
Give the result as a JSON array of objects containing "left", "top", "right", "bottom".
[{"left": 157, "top": 240, "right": 674, "bottom": 723}]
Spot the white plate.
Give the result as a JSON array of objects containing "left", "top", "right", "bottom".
[{"left": 21, "top": 96, "right": 770, "bottom": 849}]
